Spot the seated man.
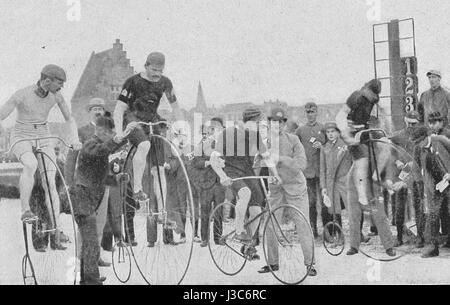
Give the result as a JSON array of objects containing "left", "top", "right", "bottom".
[
  {"left": 113, "top": 52, "right": 183, "bottom": 204},
  {"left": 336, "top": 79, "right": 396, "bottom": 257},
  {"left": 209, "top": 107, "right": 279, "bottom": 252},
  {"left": 0, "top": 64, "right": 80, "bottom": 249}
]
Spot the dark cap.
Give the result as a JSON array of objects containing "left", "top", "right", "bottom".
[
  {"left": 405, "top": 111, "right": 420, "bottom": 123},
  {"left": 411, "top": 126, "right": 429, "bottom": 143},
  {"left": 242, "top": 107, "right": 263, "bottom": 123},
  {"left": 41, "top": 64, "right": 66, "bottom": 82},
  {"left": 428, "top": 111, "right": 445, "bottom": 123},
  {"left": 427, "top": 70, "right": 442, "bottom": 78},
  {"left": 95, "top": 115, "right": 115, "bottom": 130},
  {"left": 305, "top": 102, "right": 318, "bottom": 111},
  {"left": 146, "top": 52, "right": 165, "bottom": 68},
  {"left": 268, "top": 107, "right": 288, "bottom": 122},
  {"left": 324, "top": 122, "right": 340, "bottom": 132}
]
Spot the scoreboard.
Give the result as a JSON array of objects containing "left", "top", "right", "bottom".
[{"left": 401, "top": 56, "right": 419, "bottom": 113}]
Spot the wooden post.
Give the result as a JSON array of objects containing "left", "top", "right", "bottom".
[{"left": 388, "top": 19, "right": 404, "bottom": 132}]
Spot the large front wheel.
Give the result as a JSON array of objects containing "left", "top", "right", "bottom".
[
  {"left": 26, "top": 151, "right": 79, "bottom": 285},
  {"left": 122, "top": 135, "right": 195, "bottom": 285},
  {"left": 262, "top": 204, "right": 315, "bottom": 285}
]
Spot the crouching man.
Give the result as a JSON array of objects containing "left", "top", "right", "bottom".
[{"left": 65, "top": 115, "right": 134, "bottom": 285}]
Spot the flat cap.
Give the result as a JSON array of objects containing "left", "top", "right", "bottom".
[
  {"left": 428, "top": 111, "right": 445, "bottom": 123},
  {"left": 305, "top": 102, "right": 318, "bottom": 111},
  {"left": 41, "top": 64, "right": 67, "bottom": 82},
  {"left": 324, "top": 122, "right": 340, "bottom": 132},
  {"left": 146, "top": 52, "right": 165, "bottom": 68},
  {"left": 427, "top": 70, "right": 442, "bottom": 78}
]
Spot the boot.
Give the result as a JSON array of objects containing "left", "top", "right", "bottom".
[
  {"left": 415, "top": 237, "right": 425, "bottom": 249},
  {"left": 421, "top": 245, "right": 439, "bottom": 258}
]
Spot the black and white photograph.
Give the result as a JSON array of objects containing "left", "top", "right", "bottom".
[{"left": 0, "top": 0, "right": 450, "bottom": 290}]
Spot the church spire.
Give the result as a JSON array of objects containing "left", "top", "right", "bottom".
[{"left": 195, "top": 81, "right": 207, "bottom": 112}]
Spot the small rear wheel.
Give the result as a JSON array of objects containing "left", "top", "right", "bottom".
[{"left": 208, "top": 202, "right": 247, "bottom": 276}]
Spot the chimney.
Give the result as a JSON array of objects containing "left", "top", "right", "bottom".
[{"left": 113, "top": 39, "right": 123, "bottom": 50}]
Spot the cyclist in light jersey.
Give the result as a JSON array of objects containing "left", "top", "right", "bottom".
[{"left": 0, "top": 65, "right": 80, "bottom": 246}]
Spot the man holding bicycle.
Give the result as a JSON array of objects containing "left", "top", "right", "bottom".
[
  {"left": 113, "top": 52, "right": 183, "bottom": 204},
  {"left": 259, "top": 108, "right": 317, "bottom": 276},
  {"left": 0, "top": 65, "right": 80, "bottom": 248}
]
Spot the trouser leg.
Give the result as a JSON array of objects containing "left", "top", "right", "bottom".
[
  {"left": 348, "top": 166, "right": 363, "bottom": 249},
  {"left": 413, "top": 181, "right": 425, "bottom": 240},
  {"left": 76, "top": 215, "right": 100, "bottom": 284},
  {"left": 370, "top": 198, "right": 395, "bottom": 250},
  {"left": 307, "top": 178, "right": 318, "bottom": 236},
  {"left": 395, "top": 188, "right": 408, "bottom": 243},
  {"left": 425, "top": 191, "right": 445, "bottom": 246}
]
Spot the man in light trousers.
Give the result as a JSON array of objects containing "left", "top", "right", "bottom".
[{"left": 259, "top": 108, "right": 317, "bottom": 276}]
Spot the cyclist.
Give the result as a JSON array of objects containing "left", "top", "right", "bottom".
[
  {"left": 113, "top": 52, "right": 183, "bottom": 203},
  {"left": 336, "top": 79, "right": 395, "bottom": 256},
  {"left": 210, "top": 107, "right": 279, "bottom": 248},
  {"left": 0, "top": 65, "right": 80, "bottom": 244}
]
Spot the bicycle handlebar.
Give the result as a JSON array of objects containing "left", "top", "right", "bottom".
[
  {"left": 231, "top": 176, "right": 273, "bottom": 182},
  {"left": 6, "top": 136, "right": 73, "bottom": 155},
  {"left": 354, "top": 129, "right": 387, "bottom": 143},
  {"left": 135, "top": 121, "right": 171, "bottom": 127}
]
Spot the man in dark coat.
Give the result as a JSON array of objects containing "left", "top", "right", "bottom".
[
  {"left": 389, "top": 111, "right": 426, "bottom": 247},
  {"left": 413, "top": 126, "right": 450, "bottom": 257},
  {"left": 191, "top": 118, "right": 226, "bottom": 247},
  {"left": 65, "top": 115, "right": 131, "bottom": 285}
]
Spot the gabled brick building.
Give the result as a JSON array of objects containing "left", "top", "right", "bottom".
[{"left": 71, "top": 39, "right": 134, "bottom": 126}]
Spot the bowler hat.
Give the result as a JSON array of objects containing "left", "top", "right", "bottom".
[
  {"left": 87, "top": 98, "right": 106, "bottom": 112},
  {"left": 268, "top": 107, "right": 288, "bottom": 122}
]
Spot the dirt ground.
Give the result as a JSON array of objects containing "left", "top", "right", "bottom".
[{"left": 2, "top": 198, "right": 450, "bottom": 285}]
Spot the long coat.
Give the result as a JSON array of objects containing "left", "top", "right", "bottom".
[{"left": 319, "top": 137, "right": 352, "bottom": 214}]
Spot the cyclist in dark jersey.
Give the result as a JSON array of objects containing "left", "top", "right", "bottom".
[
  {"left": 210, "top": 108, "right": 280, "bottom": 244},
  {"left": 113, "top": 52, "right": 183, "bottom": 202},
  {"left": 336, "top": 79, "right": 391, "bottom": 205},
  {"left": 336, "top": 79, "right": 396, "bottom": 256}
]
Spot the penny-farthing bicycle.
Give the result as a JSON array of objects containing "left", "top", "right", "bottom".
[
  {"left": 7, "top": 136, "right": 78, "bottom": 285},
  {"left": 208, "top": 175, "right": 315, "bottom": 285},
  {"left": 349, "top": 128, "right": 420, "bottom": 262},
  {"left": 120, "top": 121, "right": 195, "bottom": 285}
]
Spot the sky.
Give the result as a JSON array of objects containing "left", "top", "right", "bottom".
[{"left": 1, "top": 0, "right": 450, "bottom": 124}]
